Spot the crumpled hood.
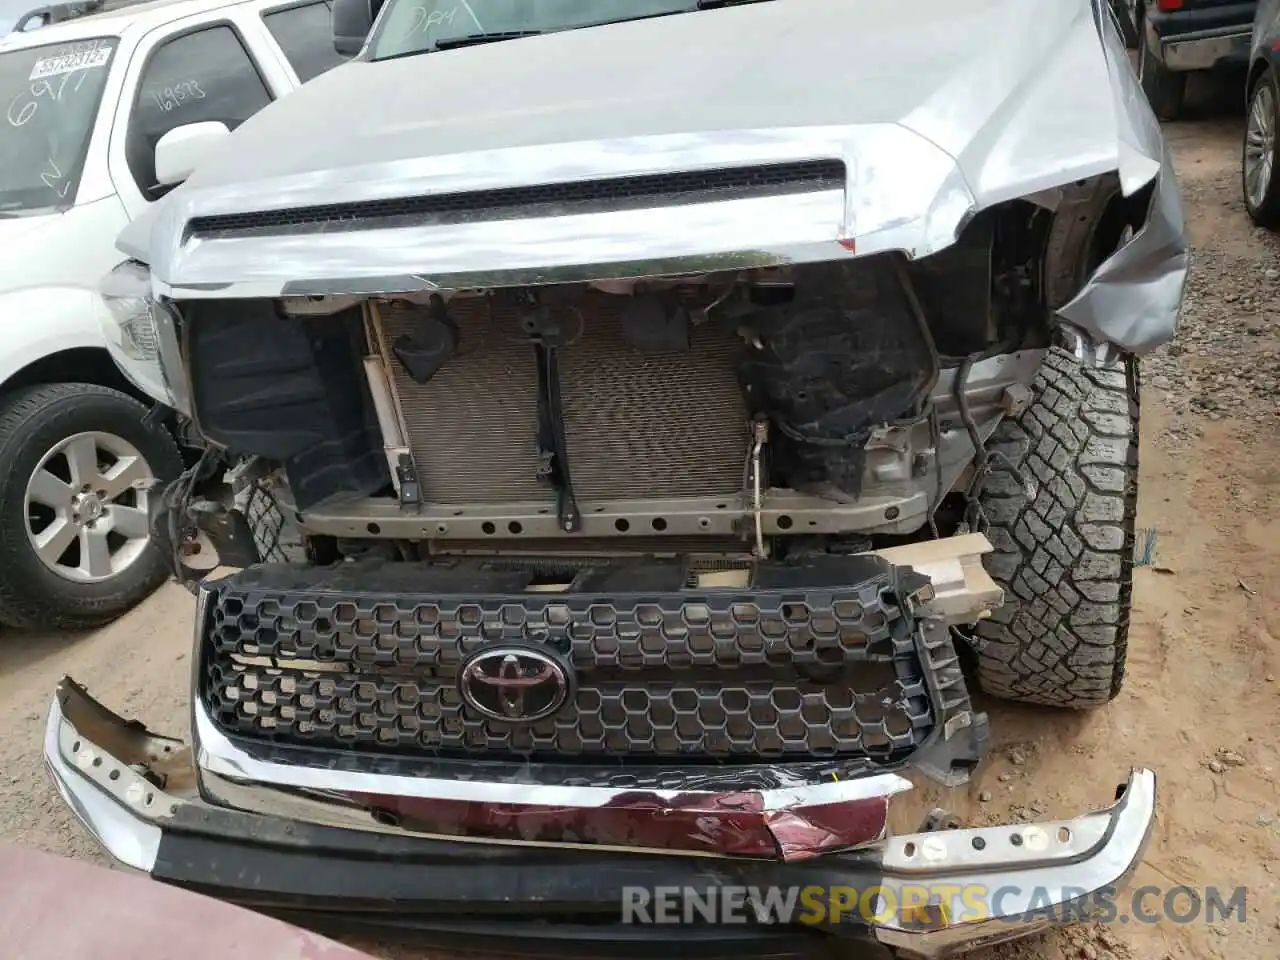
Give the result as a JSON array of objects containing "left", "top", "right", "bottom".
[
  {"left": 179, "top": 0, "right": 1139, "bottom": 199},
  {"left": 126, "top": 0, "right": 1187, "bottom": 353}
]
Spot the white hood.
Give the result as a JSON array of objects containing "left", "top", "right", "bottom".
[
  {"left": 163, "top": 0, "right": 1155, "bottom": 200},
  {"left": 122, "top": 0, "right": 1186, "bottom": 353}
]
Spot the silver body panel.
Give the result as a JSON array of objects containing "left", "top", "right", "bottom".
[{"left": 121, "top": 0, "right": 1187, "bottom": 353}]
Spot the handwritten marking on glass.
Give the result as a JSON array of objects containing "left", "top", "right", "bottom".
[
  {"left": 5, "top": 94, "right": 36, "bottom": 127},
  {"left": 32, "top": 71, "right": 75, "bottom": 101},
  {"left": 39, "top": 157, "right": 71, "bottom": 198},
  {"left": 402, "top": 4, "right": 457, "bottom": 39},
  {"left": 6, "top": 68, "right": 93, "bottom": 128},
  {"left": 457, "top": 0, "right": 483, "bottom": 30},
  {"left": 28, "top": 45, "right": 111, "bottom": 81},
  {"left": 149, "top": 81, "right": 206, "bottom": 113}
]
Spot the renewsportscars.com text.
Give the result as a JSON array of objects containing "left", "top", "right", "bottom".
[{"left": 621, "top": 884, "right": 1248, "bottom": 927}]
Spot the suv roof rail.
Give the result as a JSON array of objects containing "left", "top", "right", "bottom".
[{"left": 7, "top": 0, "right": 152, "bottom": 35}]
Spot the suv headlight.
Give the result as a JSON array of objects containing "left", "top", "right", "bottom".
[{"left": 97, "top": 260, "right": 191, "bottom": 416}]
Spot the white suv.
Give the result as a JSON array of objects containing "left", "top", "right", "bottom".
[{"left": 0, "top": 0, "right": 347, "bottom": 630}]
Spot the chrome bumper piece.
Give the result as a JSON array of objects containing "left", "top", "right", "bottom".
[{"left": 45, "top": 679, "right": 1156, "bottom": 959}]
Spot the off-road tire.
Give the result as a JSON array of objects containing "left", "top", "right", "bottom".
[
  {"left": 1243, "top": 68, "right": 1280, "bottom": 229},
  {"left": 1138, "top": 26, "right": 1185, "bottom": 121},
  {"left": 0, "top": 383, "right": 183, "bottom": 631},
  {"left": 245, "top": 483, "right": 307, "bottom": 563},
  {"left": 974, "top": 348, "right": 1138, "bottom": 707}
]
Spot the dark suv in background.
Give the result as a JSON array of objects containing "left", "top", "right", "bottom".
[{"left": 1118, "top": 0, "right": 1258, "bottom": 119}]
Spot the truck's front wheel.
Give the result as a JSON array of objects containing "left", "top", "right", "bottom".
[{"left": 974, "top": 347, "right": 1139, "bottom": 708}]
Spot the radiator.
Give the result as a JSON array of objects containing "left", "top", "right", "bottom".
[{"left": 378, "top": 294, "right": 750, "bottom": 505}]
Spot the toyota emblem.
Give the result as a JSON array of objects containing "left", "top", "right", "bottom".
[{"left": 458, "top": 644, "right": 573, "bottom": 723}]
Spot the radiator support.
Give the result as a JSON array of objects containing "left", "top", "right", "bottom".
[{"left": 373, "top": 293, "right": 752, "bottom": 509}]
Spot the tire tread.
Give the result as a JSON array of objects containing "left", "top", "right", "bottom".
[{"left": 975, "top": 347, "right": 1139, "bottom": 708}]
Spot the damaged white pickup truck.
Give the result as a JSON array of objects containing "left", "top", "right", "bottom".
[{"left": 45, "top": 0, "right": 1183, "bottom": 956}]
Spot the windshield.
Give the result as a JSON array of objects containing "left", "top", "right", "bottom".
[
  {"left": 0, "top": 36, "right": 117, "bottom": 215},
  {"left": 368, "top": 0, "right": 712, "bottom": 61}
]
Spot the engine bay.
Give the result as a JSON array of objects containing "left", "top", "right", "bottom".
[{"left": 175, "top": 200, "right": 1056, "bottom": 564}]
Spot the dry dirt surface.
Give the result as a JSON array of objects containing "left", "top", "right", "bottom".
[{"left": 1, "top": 77, "right": 1278, "bottom": 960}]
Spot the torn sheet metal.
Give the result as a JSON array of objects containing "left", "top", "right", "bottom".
[
  {"left": 122, "top": 0, "right": 1186, "bottom": 354},
  {"left": 1056, "top": 7, "right": 1190, "bottom": 354},
  {"left": 347, "top": 781, "right": 907, "bottom": 861},
  {"left": 52, "top": 673, "right": 912, "bottom": 862}
]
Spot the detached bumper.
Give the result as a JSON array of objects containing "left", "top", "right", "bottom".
[{"left": 46, "top": 680, "right": 1156, "bottom": 960}]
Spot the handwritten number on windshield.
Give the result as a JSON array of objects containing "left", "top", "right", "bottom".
[
  {"left": 5, "top": 69, "right": 89, "bottom": 128},
  {"left": 32, "top": 73, "right": 72, "bottom": 100},
  {"left": 6, "top": 95, "right": 36, "bottom": 127}
]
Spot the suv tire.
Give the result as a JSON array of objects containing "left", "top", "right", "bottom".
[
  {"left": 974, "top": 172, "right": 1141, "bottom": 709},
  {"left": 0, "top": 383, "right": 183, "bottom": 631},
  {"left": 973, "top": 349, "right": 1139, "bottom": 708},
  {"left": 245, "top": 482, "right": 308, "bottom": 563}
]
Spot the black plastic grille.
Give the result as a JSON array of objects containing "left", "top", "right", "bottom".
[
  {"left": 186, "top": 159, "right": 847, "bottom": 238},
  {"left": 199, "top": 556, "right": 936, "bottom": 763}
]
